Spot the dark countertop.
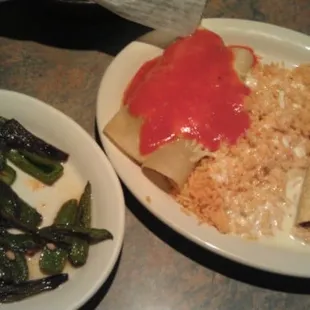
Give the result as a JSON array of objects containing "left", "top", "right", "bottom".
[{"left": 0, "top": 1, "right": 310, "bottom": 309}]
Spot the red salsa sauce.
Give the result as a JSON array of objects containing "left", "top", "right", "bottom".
[{"left": 124, "top": 29, "right": 253, "bottom": 155}]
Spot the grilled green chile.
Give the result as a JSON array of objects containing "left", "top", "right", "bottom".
[
  {"left": 7, "top": 150, "right": 64, "bottom": 185},
  {"left": 0, "top": 180, "right": 42, "bottom": 230},
  {"left": 0, "top": 273, "right": 68, "bottom": 303},
  {"left": 0, "top": 118, "right": 69, "bottom": 161},
  {"left": 39, "top": 199, "right": 78, "bottom": 275},
  {"left": 69, "top": 182, "right": 91, "bottom": 266}
]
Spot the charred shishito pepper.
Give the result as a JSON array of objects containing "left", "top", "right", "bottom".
[
  {"left": 39, "top": 199, "right": 78, "bottom": 275},
  {"left": 43, "top": 225, "right": 113, "bottom": 244},
  {"left": 0, "top": 180, "right": 42, "bottom": 230},
  {"left": 0, "top": 274, "right": 68, "bottom": 303},
  {"left": 0, "top": 230, "right": 43, "bottom": 254},
  {"left": 0, "top": 138, "right": 16, "bottom": 186},
  {"left": 0, "top": 117, "right": 68, "bottom": 186},
  {"left": 0, "top": 164, "right": 16, "bottom": 186},
  {"left": 0, "top": 247, "right": 28, "bottom": 284},
  {"left": 69, "top": 182, "right": 92, "bottom": 266},
  {"left": 7, "top": 150, "right": 64, "bottom": 186},
  {"left": 0, "top": 118, "right": 69, "bottom": 162},
  {"left": 0, "top": 139, "right": 7, "bottom": 171}
]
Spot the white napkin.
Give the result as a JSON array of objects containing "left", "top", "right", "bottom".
[{"left": 94, "top": 0, "right": 208, "bottom": 36}]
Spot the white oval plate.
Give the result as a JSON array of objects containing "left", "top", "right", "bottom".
[
  {"left": 96, "top": 19, "right": 310, "bottom": 277},
  {"left": 0, "top": 90, "right": 125, "bottom": 309}
]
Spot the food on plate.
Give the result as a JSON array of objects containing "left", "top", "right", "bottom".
[
  {"left": 7, "top": 150, "right": 64, "bottom": 186},
  {"left": 0, "top": 118, "right": 69, "bottom": 162},
  {"left": 295, "top": 167, "right": 310, "bottom": 227},
  {"left": 175, "top": 62, "right": 310, "bottom": 239},
  {"left": 0, "top": 274, "right": 68, "bottom": 304},
  {"left": 39, "top": 199, "right": 79, "bottom": 275},
  {"left": 293, "top": 167, "right": 310, "bottom": 243},
  {"left": 0, "top": 181, "right": 113, "bottom": 303},
  {"left": 103, "top": 27, "right": 310, "bottom": 243},
  {"left": 69, "top": 182, "right": 91, "bottom": 267},
  {"left": 0, "top": 163, "right": 16, "bottom": 186},
  {"left": 0, "top": 117, "right": 67, "bottom": 186},
  {"left": 0, "top": 117, "right": 113, "bottom": 303},
  {"left": 0, "top": 180, "right": 43, "bottom": 230},
  {"left": 104, "top": 29, "right": 255, "bottom": 190}
]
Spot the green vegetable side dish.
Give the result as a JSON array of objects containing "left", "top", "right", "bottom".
[
  {"left": 0, "top": 181, "right": 43, "bottom": 231},
  {"left": 47, "top": 225, "right": 113, "bottom": 243},
  {"left": 0, "top": 248, "right": 15, "bottom": 283},
  {"left": 7, "top": 150, "right": 64, "bottom": 186},
  {"left": 0, "top": 142, "right": 6, "bottom": 171},
  {"left": 0, "top": 274, "right": 69, "bottom": 304},
  {"left": 69, "top": 182, "right": 91, "bottom": 267},
  {"left": 0, "top": 181, "right": 113, "bottom": 303},
  {"left": 0, "top": 248, "right": 28, "bottom": 284},
  {"left": 18, "top": 199, "right": 43, "bottom": 230},
  {"left": 0, "top": 231, "right": 42, "bottom": 253},
  {"left": 10, "top": 252, "right": 29, "bottom": 284},
  {"left": 54, "top": 199, "right": 79, "bottom": 226},
  {"left": 0, "top": 116, "right": 7, "bottom": 126},
  {"left": 39, "top": 199, "right": 78, "bottom": 275},
  {"left": 0, "top": 115, "right": 113, "bottom": 304},
  {"left": 0, "top": 116, "right": 68, "bottom": 187},
  {"left": 69, "top": 238, "right": 88, "bottom": 267},
  {"left": 0, "top": 164, "right": 16, "bottom": 186},
  {"left": 0, "top": 118, "right": 69, "bottom": 162},
  {"left": 77, "top": 182, "right": 92, "bottom": 228}
]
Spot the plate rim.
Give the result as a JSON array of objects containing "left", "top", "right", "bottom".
[
  {"left": 96, "top": 18, "right": 310, "bottom": 277},
  {"left": 0, "top": 89, "right": 125, "bottom": 309},
  {"left": 138, "top": 17, "right": 310, "bottom": 48}
]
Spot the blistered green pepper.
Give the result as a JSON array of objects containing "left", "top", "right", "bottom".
[
  {"left": 7, "top": 149, "right": 64, "bottom": 186},
  {"left": 39, "top": 199, "right": 78, "bottom": 275}
]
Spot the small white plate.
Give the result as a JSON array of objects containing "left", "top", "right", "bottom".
[
  {"left": 0, "top": 89, "right": 125, "bottom": 310},
  {"left": 96, "top": 19, "right": 310, "bottom": 277}
]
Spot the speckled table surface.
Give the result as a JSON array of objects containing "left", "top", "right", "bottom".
[{"left": 0, "top": 0, "right": 310, "bottom": 309}]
